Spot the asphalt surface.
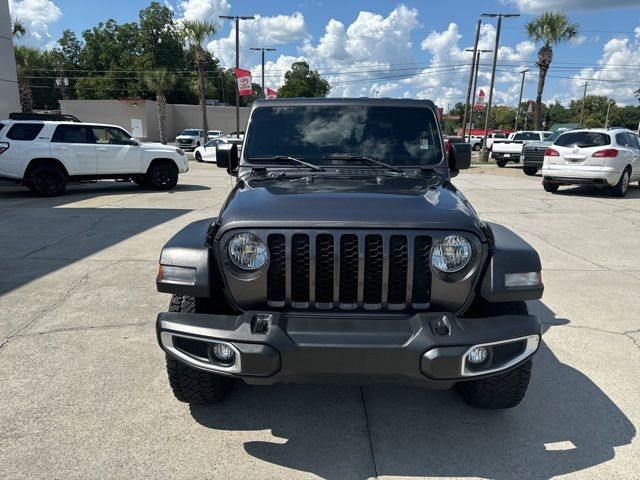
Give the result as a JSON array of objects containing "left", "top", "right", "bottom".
[{"left": 0, "top": 162, "right": 638, "bottom": 480}]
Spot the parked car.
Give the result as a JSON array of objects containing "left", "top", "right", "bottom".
[
  {"left": 0, "top": 119, "right": 188, "bottom": 196},
  {"left": 469, "top": 132, "right": 507, "bottom": 151},
  {"left": 520, "top": 130, "right": 568, "bottom": 176},
  {"left": 176, "top": 129, "right": 205, "bottom": 150},
  {"left": 542, "top": 128, "right": 640, "bottom": 197},
  {"left": 155, "top": 98, "right": 544, "bottom": 411},
  {"left": 207, "top": 130, "right": 223, "bottom": 139},
  {"left": 194, "top": 137, "right": 243, "bottom": 163},
  {"left": 491, "top": 131, "right": 552, "bottom": 167},
  {"left": 228, "top": 130, "right": 245, "bottom": 140}
]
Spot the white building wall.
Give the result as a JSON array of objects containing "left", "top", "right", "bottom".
[{"left": 0, "top": 0, "right": 21, "bottom": 119}]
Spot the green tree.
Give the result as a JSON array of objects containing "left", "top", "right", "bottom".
[
  {"left": 182, "top": 20, "right": 217, "bottom": 141},
  {"left": 278, "top": 61, "right": 330, "bottom": 98},
  {"left": 525, "top": 12, "right": 579, "bottom": 130},
  {"left": 14, "top": 46, "right": 42, "bottom": 112},
  {"left": 12, "top": 17, "right": 27, "bottom": 39},
  {"left": 138, "top": 2, "right": 183, "bottom": 71},
  {"left": 490, "top": 105, "right": 516, "bottom": 130},
  {"left": 146, "top": 70, "right": 176, "bottom": 144}
]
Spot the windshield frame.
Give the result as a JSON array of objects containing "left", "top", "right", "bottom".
[{"left": 240, "top": 101, "right": 446, "bottom": 171}]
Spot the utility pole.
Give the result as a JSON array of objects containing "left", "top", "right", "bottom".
[
  {"left": 605, "top": 98, "right": 612, "bottom": 128},
  {"left": 250, "top": 47, "right": 276, "bottom": 99},
  {"left": 579, "top": 81, "right": 589, "bottom": 127},
  {"left": 514, "top": 69, "right": 529, "bottom": 131},
  {"left": 220, "top": 15, "right": 255, "bottom": 137},
  {"left": 465, "top": 48, "right": 492, "bottom": 142},
  {"left": 480, "top": 12, "right": 520, "bottom": 162},
  {"left": 461, "top": 19, "right": 482, "bottom": 140}
]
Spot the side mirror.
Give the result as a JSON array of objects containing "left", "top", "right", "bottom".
[
  {"left": 216, "top": 143, "right": 238, "bottom": 173},
  {"left": 448, "top": 143, "right": 471, "bottom": 177}
]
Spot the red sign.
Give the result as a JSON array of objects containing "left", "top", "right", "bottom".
[
  {"left": 474, "top": 89, "right": 485, "bottom": 112},
  {"left": 234, "top": 68, "right": 253, "bottom": 97},
  {"left": 527, "top": 99, "right": 533, "bottom": 115},
  {"left": 266, "top": 88, "right": 277, "bottom": 99}
]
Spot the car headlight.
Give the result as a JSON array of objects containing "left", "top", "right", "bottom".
[
  {"left": 431, "top": 235, "right": 472, "bottom": 273},
  {"left": 228, "top": 233, "right": 269, "bottom": 270}
]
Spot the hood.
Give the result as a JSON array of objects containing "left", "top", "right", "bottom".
[
  {"left": 523, "top": 140, "right": 552, "bottom": 149},
  {"left": 142, "top": 142, "right": 177, "bottom": 150},
  {"left": 216, "top": 175, "right": 486, "bottom": 239}
]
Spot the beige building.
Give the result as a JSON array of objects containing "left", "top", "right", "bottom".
[
  {"left": 60, "top": 99, "right": 251, "bottom": 142},
  {"left": 0, "top": 0, "right": 20, "bottom": 119}
]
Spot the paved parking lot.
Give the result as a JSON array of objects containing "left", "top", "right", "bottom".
[{"left": 0, "top": 163, "right": 638, "bottom": 479}]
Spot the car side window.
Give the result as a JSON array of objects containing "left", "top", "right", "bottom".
[
  {"left": 91, "top": 126, "right": 131, "bottom": 145},
  {"left": 51, "top": 125, "right": 94, "bottom": 144},
  {"left": 6, "top": 123, "right": 45, "bottom": 141},
  {"left": 625, "top": 133, "right": 639, "bottom": 150},
  {"left": 615, "top": 133, "right": 629, "bottom": 147}
]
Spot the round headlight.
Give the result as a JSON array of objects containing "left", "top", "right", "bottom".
[
  {"left": 228, "top": 233, "right": 268, "bottom": 270},
  {"left": 431, "top": 235, "right": 472, "bottom": 273}
]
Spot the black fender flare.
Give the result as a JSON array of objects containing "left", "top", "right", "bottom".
[
  {"left": 156, "top": 218, "right": 216, "bottom": 297},
  {"left": 480, "top": 222, "right": 544, "bottom": 302}
]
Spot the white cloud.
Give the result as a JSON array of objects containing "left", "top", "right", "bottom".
[
  {"left": 571, "top": 27, "right": 640, "bottom": 105},
  {"left": 9, "top": 0, "right": 61, "bottom": 45},
  {"left": 507, "top": 0, "right": 640, "bottom": 12},
  {"left": 209, "top": 13, "right": 309, "bottom": 68},
  {"left": 569, "top": 35, "right": 587, "bottom": 46},
  {"left": 178, "top": 0, "right": 230, "bottom": 22}
]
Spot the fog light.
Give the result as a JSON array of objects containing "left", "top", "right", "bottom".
[
  {"left": 211, "top": 343, "right": 235, "bottom": 364},
  {"left": 468, "top": 346, "right": 488, "bottom": 364}
]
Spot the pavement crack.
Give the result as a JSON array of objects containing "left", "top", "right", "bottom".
[
  {"left": 14, "top": 320, "right": 154, "bottom": 338},
  {"left": 3, "top": 261, "right": 120, "bottom": 345},
  {"left": 543, "top": 321, "right": 640, "bottom": 351},
  {"left": 360, "top": 386, "right": 378, "bottom": 479}
]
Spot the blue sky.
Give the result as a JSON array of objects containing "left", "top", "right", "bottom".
[{"left": 10, "top": 0, "right": 640, "bottom": 107}]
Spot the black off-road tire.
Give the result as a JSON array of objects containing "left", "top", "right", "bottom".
[
  {"left": 195, "top": 152, "right": 203, "bottom": 162},
  {"left": 164, "top": 295, "right": 234, "bottom": 404},
  {"left": 30, "top": 165, "right": 67, "bottom": 196},
  {"left": 456, "top": 301, "right": 533, "bottom": 409},
  {"left": 523, "top": 166, "right": 538, "bottom": 176},
  {"left": 611, "top": 168, "right": 630, "bottom": 198},
  {"left": 496, "top": 160, "right": 507, "bottom": 168},
  {"left": 148, "top": 162, "right": 179, "bottom": 190},
  {"left": 543, "top": 180, "right": 559, "bottom": 193}
]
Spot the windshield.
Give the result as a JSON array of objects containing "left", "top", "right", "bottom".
[
  {"left": 244, "top": 105, "right": 443, "bottom": 166},
  {"left": 544, "top": 131, "right": 564, "bottom": 143},
  {"left": 181, "top": 129, "right": 200, "bottom": 136}
]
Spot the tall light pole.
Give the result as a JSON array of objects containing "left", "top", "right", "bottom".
[
  {"left": 480, "top": 12, "right": 520, "bottom": 162},
  {"left": 579, "top": 81, "right": 589, "bottom": 127},
  {"left": 461, "top": 19, "right": 482, "bottom": 140},
  {"left": 465, "top": 48, "right": 492, "bottom": 142},
  {"left": 220, "top": 15, "right": 255, "bottom": 137},
  {"left": 605, "top": 98, "right": 612, "bottom": 128},
  {"left": 514, "top": 69, "right": 529, "bottom": 131},
  {"left": 250, "top": 47, "right": 276, "bottom": 99}
]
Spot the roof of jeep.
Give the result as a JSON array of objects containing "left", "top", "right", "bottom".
[
  {"left": 1, "top": 120, "right": 127, "bottom": 130},
  {"left": 251, "top": 97, "right": 438, "bottom": 109}
]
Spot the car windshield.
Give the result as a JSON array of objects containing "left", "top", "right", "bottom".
[
  {"left": 204, "top": 139, "right": 220, "bottom": 147},
  {"left": 181, "top": 129, "right": 199, "bottom": 136},
  {"left": 555, "top": 131, "right": 611, "bottom": 148},
  {"left": 544, "top": 131, "right": 564, "bottom": 143},
  {"left": 244, "top": 105, "right": 443, "bottom": 166}
]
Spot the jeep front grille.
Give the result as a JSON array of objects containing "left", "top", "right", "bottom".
[{"left": 266, "top": 232, "right": 432, "bottom": 311}]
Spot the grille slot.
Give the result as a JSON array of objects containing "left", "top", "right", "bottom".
[{"left": 265, "top": 232, "right": 432, "bottom": 311}]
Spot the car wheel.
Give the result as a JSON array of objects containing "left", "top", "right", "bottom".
[
  {"left": 611, "top": 168, "right": 630, "bottom": 197},
  {"left": 148, "top": 162, "right": 178, "bottom": 190},
  {"left": 496, "top": 160, "right": 507, "bottom": 168},
  {"left": 195, "top": 152, "right": 203, "bottom": 162},
  {"left": 196, "top": 141, "right": 201, "bottom": 147},
  {"left": 165, "top": 295, "right": 234, "bottom": 404},
  {"left": 523, "top": 166, "right": 538, "bottom": 176},
  {"left": 543, "top": 180, "right": 559, "bottom": 193},
  {"left": 472, "top": 143, "right": 482, "bottom": 152},
  {"left": 456, "top": 301, "right": 532, "bottom": 409},
  {"left": 30, "top": 165, "right": 67, "bottom": 196}
]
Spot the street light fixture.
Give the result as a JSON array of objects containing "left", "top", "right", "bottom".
[
  {"left": 250, "top": 47, "right": 277, "bottom": 99},
  {"left": 479, "top": 13, "right": 521, "bottom": 162},
  {"left": 220, "top": 15, "right": 256, "bottom": 137}
]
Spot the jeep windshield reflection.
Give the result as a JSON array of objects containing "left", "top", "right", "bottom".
[{"left": 243, "top": 105, "right": 444, "bottom": 166}]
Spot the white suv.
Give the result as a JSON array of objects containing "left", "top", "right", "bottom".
[
  {"left": 542, "top": 128, "right": 640, "bottom": 197},
  {"left": 0, "top": 120, "right": 189, "bottom": 196}
]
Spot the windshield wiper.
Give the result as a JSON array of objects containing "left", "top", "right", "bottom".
[
  {"left": 323, "top": 155, "right": 403, "bottom": 174},
  {"left": 248, "top": 156, "right": 325, "bottom": 172}
]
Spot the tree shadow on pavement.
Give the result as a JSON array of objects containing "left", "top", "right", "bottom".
[{"left": 190, "top": 300, "right": 635, "bottom": 480}]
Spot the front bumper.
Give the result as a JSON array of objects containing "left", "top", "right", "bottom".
[{"left": 157, "top": 311, "right": 541, "bottom": 387}]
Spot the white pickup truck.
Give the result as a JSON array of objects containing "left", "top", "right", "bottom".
[{"left": 491, "top": 131, "right": 552, "bottom": 167}]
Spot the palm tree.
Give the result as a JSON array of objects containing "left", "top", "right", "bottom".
[
  {"left": 526, "top": 12, "right": 579, "bottom": 130},
  {"left": 182, "top": 20, "right": 217, "bottom": 142},
  {"left": 146, "top": 70, "right": 176, "bottom": 144},
  {"left": 14, "top": 46, "right": 40, "bottom": 113},
  {"left": 12, "top": 17, "right": 27, "bottom": 39}
]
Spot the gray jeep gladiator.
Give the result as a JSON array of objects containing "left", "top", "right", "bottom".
[{"left": 155, "top": 98, "right": 544, "bottom": 409}]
